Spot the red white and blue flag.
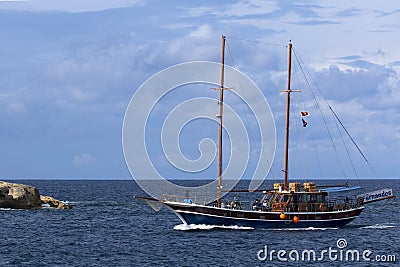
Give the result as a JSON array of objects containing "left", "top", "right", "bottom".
[
  {"left": 301, "top": 111, "right": 309, "bottom": 117},
  {"left": 301, "top": 111, "right": 309, "bottom": 127},
  {"left": 302, "top": 118, "right": 308, "bottom": 127}
]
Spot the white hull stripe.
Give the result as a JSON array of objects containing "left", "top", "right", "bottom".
[{"left": 175, "top": 210, "right": 359, "bottom": 222}]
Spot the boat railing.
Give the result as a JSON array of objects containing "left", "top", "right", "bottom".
[
  {"left": 327, "top": 196, "right": 364, "bottom": 211},
  {"left": 223, "top": 200, "right": 250, "bottom": 210},
  {"left": 162, "top": 194, "right": 215, "bottom": 205},
  {"left": 285, "top": 202, "right": 328, "bottom": 212},
  {"left": 162, "top": 194, "right": 251, "bottom": 209},
  {"left": 272, "top": 196, "right": 364, "bottom": 212}
]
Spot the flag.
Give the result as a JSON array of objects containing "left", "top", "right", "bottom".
[
  {"left": 301, "top": 111, "right": 309, "bottom": 117},
  {"left": 302, "top": 118, "right": 307, "bottom": 127}
]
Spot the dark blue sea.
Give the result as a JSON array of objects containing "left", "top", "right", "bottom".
[{"left": 1, "top": 179, "right": 398, "bottom": 266}]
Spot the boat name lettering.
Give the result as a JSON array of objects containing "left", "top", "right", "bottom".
[{"left": 358, "top": 188, "right": 393, "bottom": 204}]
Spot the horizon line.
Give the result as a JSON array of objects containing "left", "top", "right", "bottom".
[{"left": 2, "top": 177, "right": 399, "bottom": 181}]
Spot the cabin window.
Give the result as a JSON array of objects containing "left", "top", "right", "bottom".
[{"left": 317, "top": 194, "right": 324, "bottom": 203}]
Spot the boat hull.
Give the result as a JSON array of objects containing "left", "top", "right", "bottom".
[{"left": 164, "top": 202, "right": 364, "bottom": 229}]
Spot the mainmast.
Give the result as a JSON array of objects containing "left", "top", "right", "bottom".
[
  {"left": 217, "top": 35, "right": 226, "bottom": 208},
  {"left": 283, "top": 42, "right": 293, "bottom": 191}
]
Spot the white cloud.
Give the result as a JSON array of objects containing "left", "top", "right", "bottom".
[
  {"left": 0, "top": 0, "right": 144, "bottom": 13},
  {"left": 223, "top": 0, "right": 278, "bottom": 17},
  {"left": 189, "top": 24, "right": 212, "bottom": 39},
  {"left": 73, "top": 152, "right": 98, "bottom": 167},
  {"left": 166, "top": 24, "right": 219, "bottom": 62},
  {"left": 0, "top": 0, "right": 399, "bottom": 178}
]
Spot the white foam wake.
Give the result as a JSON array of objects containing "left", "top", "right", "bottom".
[
  {"left": 360, "top": 223, "right": 396, "bottom": 229},
  {"left": 173, "top": 224, "right": 254, "bottom": 231}
]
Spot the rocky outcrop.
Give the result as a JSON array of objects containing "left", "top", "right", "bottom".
[
  {"left": 40, "top": 195, "right": 71, "bottom": 209},
  {"left": 0, "top": 181, "right": 71, "bottom": 210},
  {"left": 0, "top": 181, "right": 42, "bottom": 209}
]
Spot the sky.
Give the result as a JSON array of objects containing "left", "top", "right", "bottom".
[{"left": 0, "top": 0, "right": 399, "bottom": 180}]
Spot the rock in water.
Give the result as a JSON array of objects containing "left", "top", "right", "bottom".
[
  {"left": 0, "top": 181, "right": 72, "bottom": 209},
  {"left": 0, "top": 181, "right": 42, "bottom": 209},
  {"left": 40, "top": 195, "right": 71, "bottom": 209}
]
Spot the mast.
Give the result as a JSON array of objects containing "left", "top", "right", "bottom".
[
  {"left": 217, "top": 35, "right": 226, "bottom": 208},
  {"left": 283, "top": 42, "right": 292, "bottom": 191}
]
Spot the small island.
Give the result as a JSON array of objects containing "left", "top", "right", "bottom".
[{"left": 0, "top": 181, "right": 71, "bottom": 209}]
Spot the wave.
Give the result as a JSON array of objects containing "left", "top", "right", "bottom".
[
  {"left": 173, "top": 224, "right": 340, "bottom": 231},
  {"left": 359, "top": 223, "right": 396, "bottom": 229},
  {"left": 173, "top": 224, "right": 254, "bottom": 231},
  {"left": 62, "top": 200, "right": 128, "bottom": 205},
  {"left": 62, "top": 201, "right": 78, "bottom": 204}
]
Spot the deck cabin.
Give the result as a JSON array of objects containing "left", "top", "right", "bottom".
[
  {"left": 250, "top": 182, "right": 362, "bottom": 213},
  {"left": 263, "top": 190, "right": 328, "bottom": 212}
]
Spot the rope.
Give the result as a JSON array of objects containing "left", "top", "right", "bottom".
[
  {"left": 294, "top": 62, "right": 325, "bottom": 180},
  {"left": 332, "top": 111, "right": 359, "bottom": 178},
  {"left": 225, "top": 38, "right": 275, "bottom": 181},
  {"left": 292, "top": 48, "right": 348, "bottom": 179},
  {"left": 292, "top": 47, "right": 378, "bottom": 178},
  {"left": 328, "top": 106, "right": 379, "bottom": 177},
  {"left": 291, "top": 62, "right": 309, "bottom": 179},
  {"left": 226, "top": 36, "right": 286, "bottom": 47}
]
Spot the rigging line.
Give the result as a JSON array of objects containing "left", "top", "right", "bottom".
[
  {"left": 293, "top": 48, "right": 378, "bottom": 178},
  {"left": 292, "top": 48, "right": 347, "bottom": 179},
  {"left": 225, "top": 39, "right": 239, "bottom": 70},
  {"left": 291, "top": 100, "right": 309, "bottom": 179},
  {"left": 268, "top": 163, "right": 277, "bottom": 181},
  {"left": 332, "top": 110, "right": 359, "bottom": 179},
  {"left": 328, "top": 106, "right": 379, "bottom": 177},
  {"left": 291, "top": 62, "right": 309, "bottom": 179},
  {"left": 294, "top": 65, "right": 325, "bottom": 180},
  {"left": 312, "top": 140, "right": 325, "bottom": 179},
  {"left": 225, "top": 39, "right": 258, "bottom": 152},
  {"left": 225, "top": 38, "right": 268, "bottom": 180},
  {"left": 226, "top": 36, "right": 286, "bottom": 47}
]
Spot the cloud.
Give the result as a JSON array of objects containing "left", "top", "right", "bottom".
[
  {"left": 223, "top": 0, "right": 278, "bottom": 17},
  {"left": 0, "top": 0, "right": 399, "bottom": 178},
  {"left": 335, "top": 8, "right": 362, "bottom": 17},
  {"left": 375, "top": 8, "right": 400, "bottom": 17},
  {"left": 165, "top": 24, "right": 220, "bottom": 62},
  {"left": 0, "top": 0, "right": 144, "bottom": 13},
  {"left": 307, "top": 54, "right": 397, "bottom": 103},
  {"left": 287, "top": 19, "right": 339, "bottom": 25},
  {"left": 73, "top": 152, "right": 98, "bottom": 167}
]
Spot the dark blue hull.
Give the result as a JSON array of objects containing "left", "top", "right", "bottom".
[
  {"left": 178, "top": 212, "right": 356, "bottom": 229},
  {"left": 164, "top": 202, "right": 364, "bottom": 229}
]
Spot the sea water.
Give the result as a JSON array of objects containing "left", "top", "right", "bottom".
[{"left": 0, "top": 179, "right": 398, "bottom": 266}]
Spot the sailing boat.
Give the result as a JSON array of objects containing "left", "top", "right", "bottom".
[{"left": 135, "top": 36, "right": 394, "bottom": 229}]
